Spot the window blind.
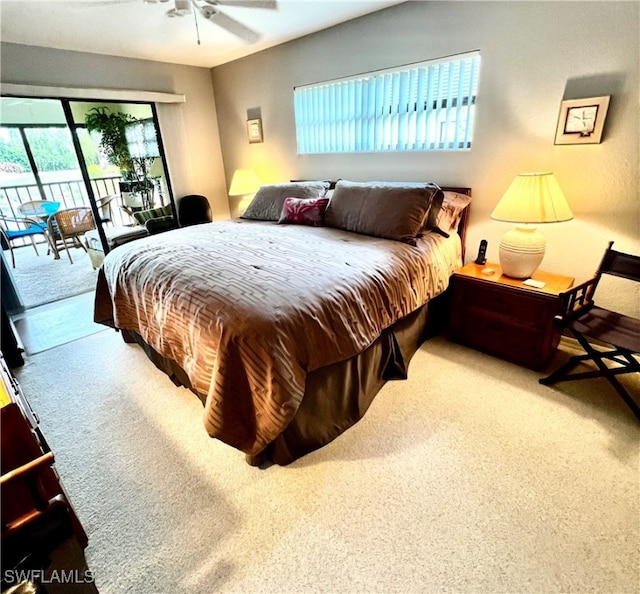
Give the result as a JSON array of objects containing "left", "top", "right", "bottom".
[{"left": 294, "top": 51, "right": 481, "bottom": 154}]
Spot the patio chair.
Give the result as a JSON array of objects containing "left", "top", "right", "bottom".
[
  {"left": 0, "top": 212, "right": 48, "bottom": 268},
  {"left": 132, "top": 203, "right": 176, "bottom": 235},
  {"left": 46, "top": 207, "right": 96, "bottom": 264},
  {"left": 95, "top": 194, "right": 117, "bottom": 226},
  {"left": 540, "top": 241, "right": 640, "bottom": 419},
  {"left": 17, "top": 200, "right": 61, "bottom": 221}
]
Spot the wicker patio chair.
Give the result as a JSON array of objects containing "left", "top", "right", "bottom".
[{"left": 46, "top": 207, "right": 96, "bottom": 264}]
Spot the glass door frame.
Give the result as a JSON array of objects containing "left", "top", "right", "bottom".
[{"left": 1, "top": 94, "right": 176, "bottom": 257}]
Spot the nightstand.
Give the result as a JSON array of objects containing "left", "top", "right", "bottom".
[{"left": 448, "top": 262, "right": 574, "bottom": 369}]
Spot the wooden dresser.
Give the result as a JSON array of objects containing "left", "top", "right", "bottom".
[
  {"left": 448, "top": 262, "right": 574, "bottom": 370},
  {"left": 1, "top": 354, "right": 97, "bottom": 593}
]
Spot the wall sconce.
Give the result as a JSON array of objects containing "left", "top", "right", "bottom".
[{"left": 490, "top": 172, "right": 574, "bottom": 278}]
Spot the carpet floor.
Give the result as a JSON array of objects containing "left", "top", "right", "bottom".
[
  {"left": 13, "top": 331, "right": 639, "bottom": 594},
  {"left": 7, "top": 243, "right": 98, "bottom": 309}
]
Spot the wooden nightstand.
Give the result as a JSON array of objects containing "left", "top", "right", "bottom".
[{"left": 448, "top": 262, "right": 574, "bottom": 369}]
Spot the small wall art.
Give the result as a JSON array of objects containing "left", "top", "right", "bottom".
[
  {"left": 246, "top": 118, "right": 263, "bottom": 144},
  {"left": 554, "top": 96, "right": 610, "bottom": 145}
]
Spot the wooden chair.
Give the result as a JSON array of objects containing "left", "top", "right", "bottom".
[
  {"left": 540, "top": 241, "right": 640, "bottom": 419},
  {"left": 46, "top": 207, "right": 95, "bottom": 263}
]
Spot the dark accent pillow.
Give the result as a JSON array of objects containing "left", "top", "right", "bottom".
[
  {"left": 241, "top": 181, "right": 329, "bottom": 221},
  {"left": 278, "top": 197, "right": 330, "bottom": 226},
  {"left": 323, "top": 180, "right": 444, "bottom": 245}
]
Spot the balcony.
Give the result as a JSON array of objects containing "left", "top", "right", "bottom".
[
  {"left": 1, "top": 176, "right": 137, "bottom": 310},
  {"left": 0, "top": 175, "right": 131, "bottom": 225}
]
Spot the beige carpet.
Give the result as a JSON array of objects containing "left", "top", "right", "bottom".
[
  {"left": 13, "top": 331, "right": 639, "bottom": 594},
  {"left": 8, "top": 243, "right": 98, "bottom": 309}
]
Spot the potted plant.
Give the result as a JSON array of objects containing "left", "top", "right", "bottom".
[{"left": 85, "top": 107, "right": 155, "bottom": 210}]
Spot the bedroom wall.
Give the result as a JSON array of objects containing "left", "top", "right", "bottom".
[
  {"left": 0, "top": 43, "right": 230, "bottom": 220},
  {"left": 211, "top": 1, "right": 639, "bottom": 316}
]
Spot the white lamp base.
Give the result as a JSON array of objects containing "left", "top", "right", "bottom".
[{"left": 499, "top": 225, "right": 546, "bottom": 279}]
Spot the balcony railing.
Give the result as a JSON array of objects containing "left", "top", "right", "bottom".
[{"left": 0, "top": 176, "right": 134, "bottom": 247}]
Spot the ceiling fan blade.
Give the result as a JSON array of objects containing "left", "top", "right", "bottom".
[
  {"left": 211, "top": 0, "right": 277, "bottom": 9},
  {"left": 205, "top": 9, "right": 261, "bottom": 43}
]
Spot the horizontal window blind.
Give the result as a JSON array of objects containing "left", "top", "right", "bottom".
[{"left": 294, "top": 51, "right": 481, "bottom": 154}]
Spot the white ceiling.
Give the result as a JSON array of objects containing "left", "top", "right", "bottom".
[{"left": 0, "top": 0, "right": 404, "bottom": 68}]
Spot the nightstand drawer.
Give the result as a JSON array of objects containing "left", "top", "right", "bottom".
[
  {"left": 454, "top": 308, "right": 545, "bottom": 367},
  {"left": 455, "top": 278, "right": 551, "bottom": 326}
]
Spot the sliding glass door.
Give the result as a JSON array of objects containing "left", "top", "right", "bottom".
[{"left": 0, "top": 96, "right": 174, "bottom": 312}]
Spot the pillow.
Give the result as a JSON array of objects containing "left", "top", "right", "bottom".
[
  {"left": 323, "top": 180, "right": 444, "bottom": 245},
  {"left": 278, "top": 196, "right": 330, "bottom": 226},
  {"left": 434, "top": 191, "right": 472, "bottom": 233},
  {"left": 132, "top": 203, "right": 173, "bottom": 225},
  {"left": 241, "top": 181, "right": 329, "bottom": 221}
]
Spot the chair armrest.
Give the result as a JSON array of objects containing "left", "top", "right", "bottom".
[{"left": 556, "top": 276, "right": 598, "bottom": 322}]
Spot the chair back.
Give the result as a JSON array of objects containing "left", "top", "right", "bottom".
[
  {"left": 96, "top": 195, "right": 117, "bottom": 221},
  {"left": 178, "top": 195, "right": 212, "bottom": 227},
  {"left": 600, "top": 241, "right": 640, "bottom": 283},
  {"left": 17, "top": 200, "right": 60, "bottom": 218},
  {"left": 50, "top": 207, "right": 95, "bottom": 237}
]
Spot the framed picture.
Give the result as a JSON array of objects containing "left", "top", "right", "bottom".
[
  {"left": 554, "top": 96, "right": 610, "bottom": 145},
  {"left": 246, "top": 118, "right": 263, "bottom": 144}
]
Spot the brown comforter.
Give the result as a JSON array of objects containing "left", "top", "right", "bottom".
[{"left": 95, "top": 220, "right": 461, "bottom": 456}]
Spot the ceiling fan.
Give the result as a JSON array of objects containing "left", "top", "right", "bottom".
[{"left": 147, "top": 0, "right": 277, "bottom": 44}]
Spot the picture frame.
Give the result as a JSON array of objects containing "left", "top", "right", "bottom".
[
  {"left": 246, "top": 118, "right": 263, "bottom": 144},
  {"left": 554, "top": 96, "right": 610, "bottom": 145}
]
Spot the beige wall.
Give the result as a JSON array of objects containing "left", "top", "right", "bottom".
[
  {"left": 0, "top": 43, "right": 230, "bottom": 220},
  {"left": 212, "top": 1, "right": 639, "bottom": 315}
]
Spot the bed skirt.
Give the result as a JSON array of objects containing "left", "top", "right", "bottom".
[{"left": 120, "top": 291, "right": 449, "bottom": 466}]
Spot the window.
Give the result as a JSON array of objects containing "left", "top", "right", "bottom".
[{"left": 294, "top": 51, "right": 481, "bottom": 154}]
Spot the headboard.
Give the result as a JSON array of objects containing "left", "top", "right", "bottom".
[{"left": 441, "top": 186, "right": 472, "bottom": 261}]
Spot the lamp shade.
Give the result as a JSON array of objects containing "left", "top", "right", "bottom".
[
  {"left": 228, "top": 169, "right": 262, "bottom": 196},
  {"left": 490, "top": 172, "right": 573, "bottom": 223}
]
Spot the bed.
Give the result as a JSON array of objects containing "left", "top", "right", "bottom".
[{"left": 94, "top": 180, "right": 472, "bottom": 466}]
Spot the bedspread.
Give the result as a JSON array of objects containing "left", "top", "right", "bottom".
[{"left": 95, "top": 219, "right": 461, "bottom": 455}]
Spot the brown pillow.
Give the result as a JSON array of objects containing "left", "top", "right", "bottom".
[
  {"left": 324, "top": 180, "right": 444, "bottom": 245},
  {"left": 435, "top": 191, "right": 472, "bottom": 233},
  {"left": 241, "top": 181, "right": 329, "bottom": 221}
]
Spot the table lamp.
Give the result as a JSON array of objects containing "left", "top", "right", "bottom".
[
  {"left": 229, "top": 169, "right": 261, "bottom": 196},
  {"left": 228, "top": 169, "right": 262, "bottom": 215},
  {"left": 490, "top": 172, "right": 573, "bottom": 279}
]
